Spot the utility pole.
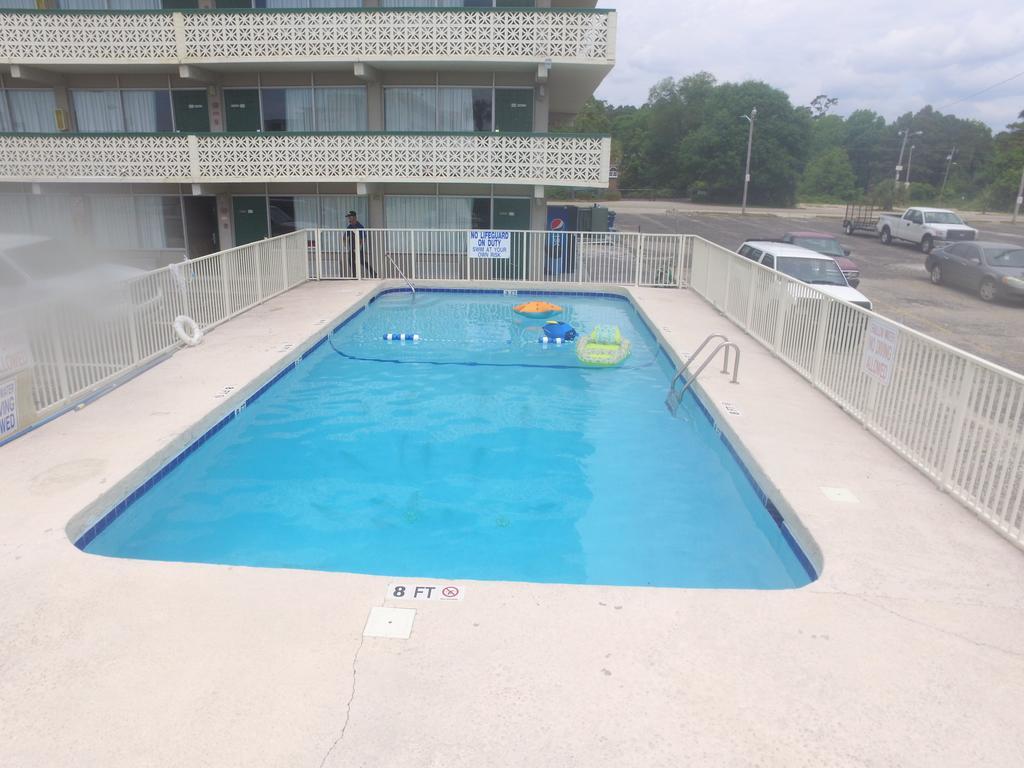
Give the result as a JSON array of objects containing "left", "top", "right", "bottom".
[
  {"left": 940, "top": 147, "right": 957, "bottom": 201},
  {"left": 894, "top": 128, "right": 922, "bottom": 198},
  {"left": 1013, "top": 163, "right": 1024, "bottom": 224},
  {"left": 906, "top": 144, "right": 916, "bottom": 187},
  {"left": 741, "top": 107, "right": 757, "bottom": 215}
]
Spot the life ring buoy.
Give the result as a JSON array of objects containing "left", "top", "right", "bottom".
[{"left": 173, "top": 315, "right": 203, "bottom": 347}]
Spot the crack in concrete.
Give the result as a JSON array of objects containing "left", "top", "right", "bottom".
[
  {"left": 816, "top": 589, "right": 1024, "bottom": 661},
  {"left": 318, "top": 634, "right": 367, "bottom": 768}
]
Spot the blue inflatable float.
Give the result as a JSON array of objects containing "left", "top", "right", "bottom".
[{"left": 539, "top": 321, "right": 577, "bottom": 344}]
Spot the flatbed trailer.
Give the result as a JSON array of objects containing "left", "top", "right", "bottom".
[{"left": 842, "top": 203, "right": 878, "bottom": 235}]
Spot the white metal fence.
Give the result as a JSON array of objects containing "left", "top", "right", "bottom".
[
  {"left": 2, "top": 230, "right": 308, "bottom": 429},
  {"left": 687, "top": 236, "right": 1024, "bottom": 548},
  {"left": 312, "top": 228, "right": 688, "bottom": 287}
]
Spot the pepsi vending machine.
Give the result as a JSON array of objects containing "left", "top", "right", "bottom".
[{"left": 546, "top": 205, "right": 579, "bottom": 275}]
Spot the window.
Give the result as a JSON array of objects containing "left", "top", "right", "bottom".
[
  {"left": 72, "top": 89, "right": 180, "bottom": 133},
  {"left": 123, "top": 91, "right": 174, "bottom": 132},
  {"left": 4, "top": 90, "right": 58, "bottom": 132},
  {"left": 948, "top": 244, "right": 975, "bottom": 259},
  {"left": 923, "top": 211, "right": 965, "bottom": 225},
  {"left": 906, "top": 210, "right": 923, "bottom": 225},
  {"left": 223, "top": 87, "right": 367, "bottom": 132},
  {"left": 761, "top": 253, "right": 775, "bottom": 269},
  {"left": 315, "top": 88, "right": 368, "bottom": 131},
  {"left": 261, "top": 88, "right": 313, "bottom": 132},
  {"left": 381, "top": 1, "right": 535, "bottom": 7},
  {"left": 57, "top": 1, "right": 163, "bottom": 8},
  {"left": 738, "top": 245, "right": 761, "bottom": 261},
  {"left": 0, "top": 195, "right": 78, "bottom": 241},
  {"left": 252, "top": 0, "right": 362, "bottom": 7},
  {"left": 89, "top": 196, "right": 184, "bottom": 251},
  {"left": 386, "top": 86, "right": 496, "bottom": 132},
  {"left": 264, "top": 195, "right": 369, "bottom": 234}
]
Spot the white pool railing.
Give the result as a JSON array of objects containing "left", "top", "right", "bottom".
[{"left": 2, "top": 226, "right": 1021, "bottom": 551}]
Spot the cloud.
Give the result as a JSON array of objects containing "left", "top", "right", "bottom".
[{"left": 595, "top": 0, "right": 1024, "bottom": 130}]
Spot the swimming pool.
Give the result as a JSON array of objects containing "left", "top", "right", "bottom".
[{"left": 80, "top": 289, "right": 815, "bottom": 589}]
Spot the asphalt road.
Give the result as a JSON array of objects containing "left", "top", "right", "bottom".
[{"left": 614, "top": 208, "right": 1024, "bottom": 375}]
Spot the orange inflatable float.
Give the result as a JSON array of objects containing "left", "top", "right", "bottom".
[{"left": 513, "top": 300, "right": 562, "bottom": 319}]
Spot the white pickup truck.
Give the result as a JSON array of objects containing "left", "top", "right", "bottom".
[{"left": 876, "top": 207, "right": 977, "bottom": 253}]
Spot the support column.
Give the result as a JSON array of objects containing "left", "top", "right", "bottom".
[{"left": 216, "top": 193, "right": 234, "bottom": 250}]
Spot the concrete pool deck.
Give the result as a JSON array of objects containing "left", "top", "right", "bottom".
[{"left": 2, "top": 280, "right": 1023, "bottom": 767}]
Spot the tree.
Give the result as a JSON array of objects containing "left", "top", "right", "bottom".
[
  {"left": 810, "top": 94, "right": 839, "bottom": 119},
  {"left": 980, "top": 110, "right": 1024, "bottom": 211},
  {"left": 799, "top": 147, "right": 857, "bottom": 201},
  {"left": 676, "top": 80, "right": 811, "bottom": 206}
]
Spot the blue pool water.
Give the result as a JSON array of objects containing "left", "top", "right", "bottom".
[{"left": 83, "top": 290, "right": 815, "bottom": 589}]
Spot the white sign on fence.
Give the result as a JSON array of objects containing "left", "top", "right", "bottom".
[
  {"left": 0, "top": 378, "right": 17, "bottom": 439},
  {"left": 861, "top": 317, "right": 900, "bottom": 386},
  {"left": 0, "top": 327, "right": 33, "bottom": 376},
  {"left": 467, "top": 230, "right": 512, "bottom": 260}
]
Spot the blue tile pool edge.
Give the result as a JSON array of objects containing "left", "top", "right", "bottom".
[{"left": 71, "top": 286, "right": 819, "bottom": 582}]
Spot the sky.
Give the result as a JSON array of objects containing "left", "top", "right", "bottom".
[{"left": 594, "top": 0, "right": 1024, "bottom": 131}]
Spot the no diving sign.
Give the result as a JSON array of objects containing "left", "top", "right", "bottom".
[{"left": 388, "top": 584, "right": 464, "bottom": 602}]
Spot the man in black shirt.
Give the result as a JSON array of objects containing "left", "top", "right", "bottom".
[{"left": 345, "top": 210, "right": 377, "bottom": 278}]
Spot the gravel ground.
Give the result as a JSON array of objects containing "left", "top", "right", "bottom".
[{"left": 610, "top": 205, "right": 1024, "bottom": 374}]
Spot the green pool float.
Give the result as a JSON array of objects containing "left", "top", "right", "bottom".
[{"left": 576, "top": 325, "right": 631, "bottom": 367}]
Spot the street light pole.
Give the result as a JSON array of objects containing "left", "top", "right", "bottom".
[
  {"left": 940, "top": 147, "right": 957, "bottom": 201},
  {"left": 1013, "top": 163, "right": 1024, "bottom": 224},
  {"left": 906, "top": 144, "right": 916, "bottom": 187},
  {"left": 741, "top": 107, "right": 757, "bottom": 215},
  {"left": 893, "top": 128, "right": 922, "bottom": 197}
]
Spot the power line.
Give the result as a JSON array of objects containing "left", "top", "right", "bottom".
[{"left": 934, "top": 68, "right": 1024, "bottom": 112}]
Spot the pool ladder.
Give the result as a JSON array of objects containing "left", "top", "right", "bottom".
[{"left": 665, "top": 334, "right": 741, "bottom": 416}]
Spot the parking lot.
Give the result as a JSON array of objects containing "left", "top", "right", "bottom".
[{"left": 611, "top": 203, "right": 1024, "bottom": 374}]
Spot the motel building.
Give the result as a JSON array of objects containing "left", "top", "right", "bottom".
[{"left": 0, "top": 0, "right": 615, "bottom": 269}]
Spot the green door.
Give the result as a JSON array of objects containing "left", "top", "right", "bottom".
[
  {"left": 224, "top": 89, "right": 262, "bottom": 133},
  {"left": 171, "top": 90, "right": 210, "bottom": 133},
  {"left": 492, "top": 198, "right": 532, "bottom": 279},
  {"left": 494, "top": 88, "right": 534, "bottom": 133},
  {"left": 232, "top": 197, "right": 268, "bottom": 246}
]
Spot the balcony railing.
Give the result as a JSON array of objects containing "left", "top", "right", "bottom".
[
  {"left": 0, "top": 8, "right": 615, "bottom": 66},
  {"left": 0, "top": 131, "right": 612, "bottom": 187}
]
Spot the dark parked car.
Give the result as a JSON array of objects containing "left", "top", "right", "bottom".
[
  {"left": 925, "top": 241, "right": 1024, "bottom": 302},
  {"left": 782, "top": 231, "right": 860, "bottom": 287}
]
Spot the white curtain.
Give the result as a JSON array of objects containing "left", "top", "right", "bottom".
[
  {"left": 108, "top": 0, "right": 160, "bottom": 8},
  {"left": 438, "top": 196, "right": 474, "bottom": 229},
  {"left": 437, "top": 88, "right": 474, "bottom": 132},
  {"left": 315, "top": 87, "right": 367, "bottom": 131},
  {"left": 0, "top": 93, "right": 12, "bottom": 132},
  {"left": 294, "top": 196, "right": 320, "bottom": 229},
  {"left": 382, "top": 0, "right": 463, "bottom": 7},
  {"left": 0, "top": 196, "right": 32, "bottom": 236},
  {"left": 284, "top": 88, "right": 314, "bottom": 132},
  {"left": 385, "top": 196, "right": 435, "bottom": 229},
  {"left": 122, "top": 91, "right": 159, "bottom": 133},
  {"left": 8, "top": 90, "right": 57, "bottom": 132},
  {"left": 28, "top": 196, "right": 76, "bottom": 241},
  {"left": 59, "top": 0, "right": 110, "bottom": 9},
  {"left": 134, "top": 196, "right": 169, "bottom": 249},
  {"left": 90, "top": 196, "right": 138, "bottom": 250},
  {"left": 72, "top": 90, "right": 124, "bottom": 132},
  {"left": 385, "top": 88, "right": 436, "bottom": 131},
  {"left": 321, "top": 196, "right": 368, "bottom": 228}
]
